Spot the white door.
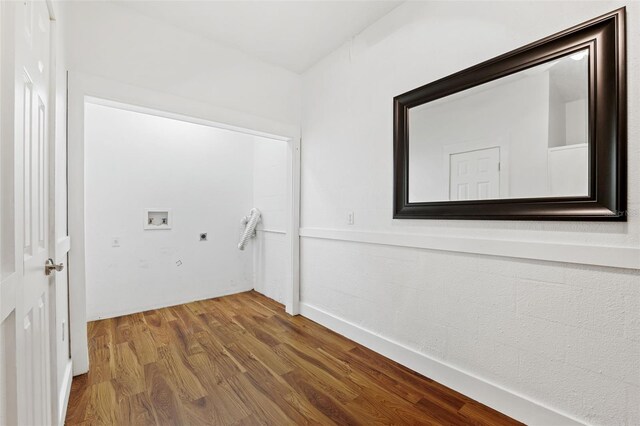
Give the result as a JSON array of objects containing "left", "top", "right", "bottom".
[
  {"left": 449, "top": 147, "right": 500, "bottom": 201},
  {"left": 1, "top": 1, "right": 55, "bottom": 424}
]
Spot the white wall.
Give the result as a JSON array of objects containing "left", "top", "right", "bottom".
[
  {"left": 84, "top": 103, "right": 256, "bottom": 319},
  {"left": 252, "top": 138, "right": 288, "bottom": 304},
  {"left": 300, "top": 1, "right": 639, "bottom": 425},
  {"left": 60, "top": 1, "right": 300, "bottom": 127}
]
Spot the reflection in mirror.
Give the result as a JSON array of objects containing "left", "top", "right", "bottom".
[{"left": 408, "top": 49, "right": 589, "bottom": 203}]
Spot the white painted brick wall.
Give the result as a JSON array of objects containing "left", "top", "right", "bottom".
[{"left": 300, "top": 238, "right": 640, "bottom": 425}]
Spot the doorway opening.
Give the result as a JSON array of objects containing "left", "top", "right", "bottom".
[{"left": 69, "top": 96, "right": 300, "bottom": 374}]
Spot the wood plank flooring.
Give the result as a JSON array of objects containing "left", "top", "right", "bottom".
[{"left": 66, "top": 291, "right": 523, "bottom": 425}]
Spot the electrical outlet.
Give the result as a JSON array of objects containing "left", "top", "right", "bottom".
[
  {"left": 111, "top": 237, "right": 121, "bottom": 247},
  {"left": 347, "top": 212, "right": 355, "bottom": 225}
]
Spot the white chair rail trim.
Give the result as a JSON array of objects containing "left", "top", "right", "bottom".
[{"left": 299, "top": 227, "right": 639, "bottom": 270}]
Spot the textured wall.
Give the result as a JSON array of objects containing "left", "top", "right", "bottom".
[
  {"left": 301, "top": 238, "right": 639, "bottom": 424},
  {"left": 300, "top": 1, "right": 640, "bottom": 424},
  {"left": 252, "top": 137, "right": 288, "bottom": 304}
]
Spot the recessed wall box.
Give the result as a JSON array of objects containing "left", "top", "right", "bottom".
[{"left": 144, "top": 209, "right": 172, "bottom": 230}]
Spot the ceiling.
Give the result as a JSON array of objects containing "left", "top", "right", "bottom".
[{"left": 113, "top": 1, "right": 403, "bottom": 74}]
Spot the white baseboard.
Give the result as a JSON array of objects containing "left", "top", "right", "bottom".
[
  {"left": 87, "top": 286, "right": 253, "bottom": 321},
  {"left": 299, "top": 302, "right": 584, "bottom": 426},
  {"left": 58, "top": 360, "right": 73, "bottom": 426}
]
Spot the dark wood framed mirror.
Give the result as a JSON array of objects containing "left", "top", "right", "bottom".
[{"left": 393, "top": 8, "right": 626, "bottom": 221}]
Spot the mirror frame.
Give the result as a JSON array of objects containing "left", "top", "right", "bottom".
[{"left": 393, "top": 8, "right": 626, "bottom": 221}]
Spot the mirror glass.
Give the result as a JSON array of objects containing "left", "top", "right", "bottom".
[{"left": 408, "top": 49, "right": 589, "bottom": 203}]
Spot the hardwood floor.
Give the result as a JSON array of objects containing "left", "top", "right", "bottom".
[{"left": 66, "top": 291, "right": 523, "bottom": 425}]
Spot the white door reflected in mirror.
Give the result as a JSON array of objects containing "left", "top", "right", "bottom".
[
  {"left": 449, "top": 147, "right": 500, "bottom": 201},
  {"left": 408, "top": 49, "right": 589, "bottom": 203}
]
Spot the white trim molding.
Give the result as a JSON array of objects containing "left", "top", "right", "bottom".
[
  {"left": 85, "top": 96, "right": 293, "bottom": 142},
  {"left": 256, "top": 229, "right": 287, "bottom": 235},
  {"left": 285, "top": 136, "right": 301, "bottom": 315},
  {"left": 300, "top": 302, "right": 583, "bottom": 426},
  {"left": 57, "top": 360, "right": 72, "bottom": 426},
  {"left": 299, "top": 227, "right": 640, "bottom": 270}
]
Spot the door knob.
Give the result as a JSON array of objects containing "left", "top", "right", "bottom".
[{"left": 45, "top": 258, "right": 64, "bottom": 276}]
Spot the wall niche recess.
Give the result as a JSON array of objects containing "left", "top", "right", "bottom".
[{"left": 144, "top": 209, "right": 172, "bottom": 230}]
